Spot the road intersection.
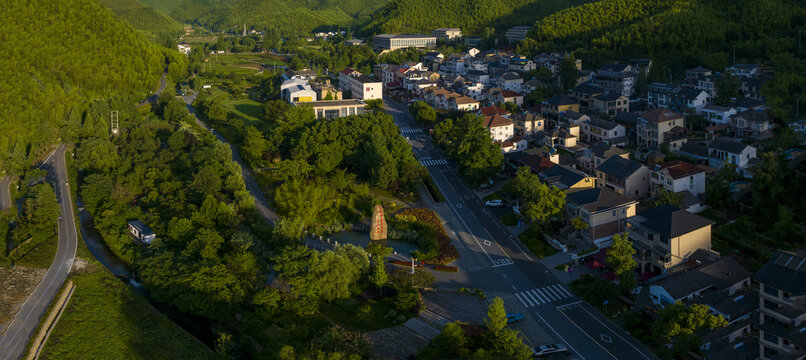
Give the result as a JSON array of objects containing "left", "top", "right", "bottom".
[{"left": 384, "top": 98, "right": 657, "bottom": 360}]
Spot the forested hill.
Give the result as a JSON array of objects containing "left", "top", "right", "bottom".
[
  {"left": 0, "top": 0, "right": 165, "bottom": 172},
  {"left": 361, "top": 0, "right": 591, "bottom": 36},
  {"left": 517, "top": 0, "right": 806, "bottom": 122},
  {"left": 170, "top": 0, "right": 388, "bottom": 36},
  {"left": 100, "top": 0, "right": 184, "bottom": 44}
]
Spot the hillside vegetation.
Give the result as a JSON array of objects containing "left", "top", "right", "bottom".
[
  {"left": 519, "top": 0, "right": 806, "bottom": 122},
  {"left": 138, "top": 0, "right": 185, "bottom": 14},
  {"left": 171, "top": 0, "right": 388, "bottom": 37},
  {"left": 362, "top": 0, "right": 591, "bottom": 36},
  {"left": 0, "top": 0, "right": 165, "bottom": 172},
  {"left": 101, "top": 0, "right": 184, "bottom": 43}
]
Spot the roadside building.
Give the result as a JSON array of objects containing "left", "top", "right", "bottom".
[
  {"left": 338, "top": 68, "right": 382, "bottom": 100},
  {"left": 373, "top": 34, "right": 437, "bottom": 50},
  {"left": 483, "top": 114, "right": 515, "bottom": 142},
  {"left": 565, "top": 187, "right": 638, "bottom": 247},
  {"left": 595, "top": 156, "right": 650, "bottom": 199},
  {"left": 295, "top": 99, "right": 366, "bottom": 120},
  {"left": 648, "top": 255, "right": 749, "bottom": 304},
  {"left": 627, "top": 205, "right": 714, "bottom": 274},
  {"left": 755, "top": 250, "right": 806, "bottom": 360},
  {"left": 650, "top": 160, "right": 706, "bottom": 196}
]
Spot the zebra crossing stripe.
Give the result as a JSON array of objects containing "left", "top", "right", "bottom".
[
  {"left": 515, "top": 292, "right": 533, "bottom": 307},
  {"left": 524, "top": 290, "right": 542, "bottom": 306},
  {"left": 546, "top": 286, "right": 564, "bottom": 300},
  {"left": 553, "top": 284, "right": 573, "bottom": 298},
  {"left": 529, "top": 289, "right": 547, "bottom": 304},
  {"left": 539, "top": 288, "right": 557, "bottom": 301}
]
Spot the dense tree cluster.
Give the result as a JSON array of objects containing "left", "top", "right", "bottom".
[
  {"left": 362, "top": 0, "right": 590, "bottom": 35},
  {"left": 1, "top": 180, "right": 60, "bottom": 265},
  {"left": 624, "top": 303, "right": 727, "bottom": 359},
  {"left": 101, "top": 0, "right": 183, "bottom": 46},
  {"left": 280, "top": 38, "right": 379, "bottom": 75},
  {"left": 170, "top": 0, "right": 387, "bottom": 38},
  {"left": 504, "top": 167, "right": 566, "bottom": 226},
  {"left": 433, "top": 113, "right": 504, "bottom": 185},
  {"left": 0, "top": 0, "right": 166, "bottom": 172}
]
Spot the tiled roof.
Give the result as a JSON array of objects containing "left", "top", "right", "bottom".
[
  {"left": 483, "top": 114, "right": 513, "bottom": 128},
  {"left": 566, "top": 187, "right": 635, "bottom": 213},
  {"left": 635, "top": 205, "right": 713, "bottom": 239},
  {"left": 709, "top": 138, "right": 750, "bottom": 154},
  {"left": 596, "top": 156, "right": 644, "bottom": 178},
  {"left": 656, "top": 160, "right": 705, "bottom": 179},
  {"left": 640, "top": 108, "right": 685, "bottom": 123}
]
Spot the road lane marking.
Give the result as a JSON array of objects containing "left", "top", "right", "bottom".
[
  {"left": 534, "top": 311, "right": 587, "bottom": 360},
  {"left": 576, "top": 303, "right": 651, "bottom": 359},
  {"left": 556, "top": 308, "right": 618, "bottom": 360}
]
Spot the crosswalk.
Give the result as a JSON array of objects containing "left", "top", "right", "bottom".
[
  {"left": 400, "top": 128, "right": 423, "bottom": 135},
  {"left": 514, "top": 284, "right": 575, "bottom": 308},
  {"left": 420, "top": 159, "right": 448, "bottom": 166}
]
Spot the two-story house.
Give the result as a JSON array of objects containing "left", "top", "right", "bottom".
[
  {"left": 596, "top": 155, "right": 650, "bottom": 199},
  {"left": 538, "top": 164, "right": 596, "bottom": 191},
  {"left": 755, "top": 250, "right": 806, "bottom": 360},
  {"left": 498, "top": 72, "right": 524, "bottom": 93},
  {"left": 731, "top": 108, "right": 773, "bottom": 139},
  {"left": 510, "top": 111, "right": 544, "bottom": 136},
  {"left": 626, "top": 205, "right": 714, "bottom": 274},
  {"left": 698, "top": 104, "right": 738, "bottom": 126},
  {"left": 592, "top": 63, "right": 638, "bottom": 96},
  {"left": 570, "top": 82, "right": 605, "bottom": 108},
  {"left": 541, "top": 124, "right": 580, "bottom": 149},
  {"left": 578, "top": 142, "right": 630, "bottom": 173},
  {"left": 636, "top": 108, "right": 686, "bottom": 149},
  {"left": 583, "top": 118, "right": 627, "bottom": 146},
  {"left": 566, "top": 187, "right": 638, "bottom": 247},
  {"left": 650, "top": 160, "right": 706, "bottom": 196},
  {"left": 541, "top": 95, "right": 580, "bottom": 121},
  {"left": 592, "top": 92, "right": 630, "bottom": 116},
  {"left": 483, "top": 114, "right": 515, "bottom": 142},
  {"left": 707, "top": 138, "right": 757, "bottom": 176}
]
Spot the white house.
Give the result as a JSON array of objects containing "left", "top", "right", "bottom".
[
  {"left": 650, "top": 160, "right": 706, "bottom": 196},
  {"left": 128, "top": 221, "right": 155, "bottom": 244},
  {"left": 281, "top": 79, "right": 317, "bottom": 103},
  {"left": 448, "top": 96, "right": 480, "bottom": 111},
  {"left": 498, "top": 72, "right": 524, "bottom": 93},
  {"left": 501, "top": 136, "right": 528, "bottom": 153},
  {"left": 707, "top": 139, "right": 757, "bottom": 176},
  {"left": 338, "top": 68, "right": 383, "bottom": 100},
  {"left": 698, "top": 105, "right": 737, "bottom": 126},
  {"left": 483, "top": 114, "right": 514, "bottom": 142},
  {"left": 583, "top": 117, "right": 627, "bottom": 145},
  {"left": 177, "top": 43, "right": 191, "bottom": 55}
]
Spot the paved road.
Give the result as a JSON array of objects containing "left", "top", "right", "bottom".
[
  {"left": 0, "top": 175, "right": 12, "bottom": 210},
  {"left": 137, "top": 69, "right": 168, "bottom": 107},
  {"left": 0, "top": 144, "right": 78, "bottom": 360},
  {"left": 182, "top": 92, "right": 279, "bottom": 225},
  {"left": 384, "top": 98, "right": 658, "bottom": 360}
]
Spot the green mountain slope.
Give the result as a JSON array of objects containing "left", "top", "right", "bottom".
[
  {"left": 520, "top": 0, "right": 806, "bottom": 121},
  {"left": 101, "top": 0, "right": 183, "bottom": 42},
  {"left": 361, "top": 0, "right": 591, "bottom": 35},
  {"left": 0, "top": 0, "right": 165, "bottom": 171},
  {"left": 171, "top": 0, "right": 388, "bottom": 36},
  {"left": 138, "top": 0, "right": 185, "bottom": 14}
]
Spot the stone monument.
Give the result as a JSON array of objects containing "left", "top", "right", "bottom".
[{"left": 370, "top": 204, "right": 387, "bottom": 240}]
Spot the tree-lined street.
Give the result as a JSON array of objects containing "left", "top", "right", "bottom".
[{"left": 384, "top": 97, "right": 658, "bottom": 360}]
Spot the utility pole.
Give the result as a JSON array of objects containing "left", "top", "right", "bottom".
[{"left": 110, "top": 110, "right": 119, "bottom": 136}]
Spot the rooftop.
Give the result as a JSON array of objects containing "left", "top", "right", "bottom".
[
  {"left": 755, "top": 250, "right": 806, "bottom": 295},
  {"left": 655, "top": 160, "right": 705, "bottom": 179},
  {"left": 631, "top": 204, "right": 713, "bottom": 240},
  {"left": 596, "top": 156, "right": 644, "bottom": 178},
  {"left": 483, "top": 114, "right": 513, "bottom": 128},
  {"left": 538, "top": 165, "right": 590, "bottom": 190},
  {"left": 545, "top": 95, "right": 579, "bottom": 106},
  {"left": 709, "top": 138, "right": 751, "bottom": 154},
  {"left": 566, "top": 187, "right": 636, "bottom": 213},
  {"left": 639, "top": 108, "right": 685, "bottom": 123},
  {"left": 656, "top": 256, "right": 751, "bottom": 300}
]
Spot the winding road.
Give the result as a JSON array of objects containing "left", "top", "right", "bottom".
[
  {"left": 0, "top": 144, "right": 78, "bottom": 360},
  {"left": 0, "top": 175, "right": 12, "bottom": 210}
]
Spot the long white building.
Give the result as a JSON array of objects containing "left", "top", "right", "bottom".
[{"left": 373, "top": 34, "right": 436, "bottom": 51}]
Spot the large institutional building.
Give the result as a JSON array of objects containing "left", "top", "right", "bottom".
[{"left": 373, "top": 34, "right": 437, "bottom": 51}]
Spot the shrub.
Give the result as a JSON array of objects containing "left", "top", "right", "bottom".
[
  {"left": 392, "top": 208, "right": 459, "bottom": 265},
  {"left": 394, "top": 290, "right": 421, "bottom": 313},
  {"left": 499, "top": 212, "right": 519, "bottom": 226}
]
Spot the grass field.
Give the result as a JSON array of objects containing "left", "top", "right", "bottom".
[
  {"left": 225, "top": 98, "right": 263, "bottom": 127},
  {"left": 320, "top": 296, "right": 408, "bottom": 332},
  {"left": 13, "top": 235, "right": 58, "bottom": 269},
  {"left": 40, "top": 269, "right": 212, "bottom": 360}
]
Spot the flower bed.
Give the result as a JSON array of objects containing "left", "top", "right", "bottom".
[
  {"left": 389, "top": 260, "right": 422, "bottom": 268},
  {"left": 433, "top": 265, "right": 458, "bottom": 272},
  {"left": 395, "top": 208, "right": 459, "bottom": 265}
]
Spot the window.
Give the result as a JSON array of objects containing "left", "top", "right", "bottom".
[
  {"left": 764, "top": 284, "right": 779, "bottom": 297},
  {"left": 612, "top": 210, "right": 617, "bottom": 217},
  {"left": 763, "top": 332, "right": 778, "bottom": 344}
]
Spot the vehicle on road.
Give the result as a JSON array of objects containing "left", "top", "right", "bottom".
[
  {"left": 506, "top": 313, "right": 524, "bottom": 323},
  {"left": 485, "top": 199, "right": 503, "bottom": 207},
  {"left": 532, "top": 344, "right": 568, "bottom": 357}
]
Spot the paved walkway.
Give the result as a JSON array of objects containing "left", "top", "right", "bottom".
[{"left": 365, "top": 309, "right": 447, "bottom": 359}]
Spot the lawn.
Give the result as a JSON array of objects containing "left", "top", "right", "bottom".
[
  {"left": 14, "top": 235, "right": 58, "bottom": 269},
  {"left": 225, "top": 98, "right": 263, "bottom": 127},
  {"left": 320, "top": 296, "right": 407, "bottom": 332},
  {"left": 40, "top": 269, "right": 212, "bottom": 360},
  {"left": 518, "top": 227, "right": 557, "bottom": 258}
]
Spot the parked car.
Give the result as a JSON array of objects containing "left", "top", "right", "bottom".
[
  {"left": 506, "top": 313, "right": 524, "bottom": 323},
  {"left": 532, "top": 344, "right": 568, "bottom": 357},
  {"left": 485, "top": 199, "right": 503, "bottom": 207}
]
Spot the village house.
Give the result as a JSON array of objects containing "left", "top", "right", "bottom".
[
  {"left": 448, "top": 95, "right": 480, "bottom": 111},
  {"left": 650, "top": 160, "right": 707, "bottom": 196},
  {"left": 491, "top": 89, "right": 524, "bottom": 106},
  {"left": 539, "top": 164, "right": 596, "bottom": 190},
  {"left": 498, "top": 72, "right": 524, "bottom": 92},
  {"left": 541, "top": 95, "right": 580, "bottom": 121},
  {"left": 592, "top": 62, "right": 638, "bottom": 96},
  {"left": 648, "top": 254, "right": 748, "bottom": 304},
  {"left": 707, "top": 138, "right": 757, "bottom": 176},
  {"left": 636, "top": 108, "right": 686, "bottom": 149},
  {"left": 754, "top": 250, "right": 806, "bottom": 360},
  {"left": 731, "top": 108, "right": 773, "bottom": 139},
  {"left": 647, "top": 83, "right": 710, "bottom": 112},
  {"left": 698, "top": 104, "right": 738, "bottom": 126},
  {"left": 577, "top": 142, "right": 630, "bottom": 173},
  {"left": 565, "top": 187, "right": 638, "bottom": 247},
  {"left": 483, "top": 114, "right": 515, "bottom": 142},
  {"left": 595, "top": 156, "right": 650, "bottom": 199},
  {"left": 128, "top": 220, "right": 156, "bottom": 244},
  {"left": 310, "top": 79, "right": 342, "bottom": 100},
  {"left": 591, "top": 92, "right": 629, "bottom": 115},
  {"left": 627, "top": 205, "right": 714, "bottom": 275},
  {"left": 582, "top": 117, "right": 627, "bottom": 145},
  {"left": 510, "top": 111, "right": 544, "bottom": 136},
  {"left": 539, "top": 124, "right": 580, "bottom": 149}
]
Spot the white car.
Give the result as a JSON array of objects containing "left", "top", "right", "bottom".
[
  {"left": 532, "top": 344, "right": 568, "bottom": 357},
  {"left": 484, "top": 199, "right": 503, "bottom": 207}
]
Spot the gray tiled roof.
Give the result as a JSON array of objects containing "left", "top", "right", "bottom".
[
  {"left": 709, "top": 138, "right": 750, "bottom": 154},
  {"left": 596, "top": 156, "right": 644, "bottom": 178},
  {"left": 755, "top": 250, "right": 806, "bottom": 295},
  {"left": 566, "top": 187, "right": 634, "bottom": 213},
  {"left": 636, "top": 204, "right": 713, "bottom": 239},
  {"left": 657, "top": 257, "right": 751, "bottom": 300}
]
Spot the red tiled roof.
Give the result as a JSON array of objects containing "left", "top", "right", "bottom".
[
  {"left": 501, "top": 90, "right": 522, "bottom": 97},
  {"left": 483, "top": 114, "right": 513, "bottom": 128},
  {"left": 658, "top": 160, "right": 705, "bottom": 179},
  {"left": 339, "top": 67, "right": 357, "bottom": 75},
  {"left": 479, "top": 105, "right": 510, "bottom": 116}
]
